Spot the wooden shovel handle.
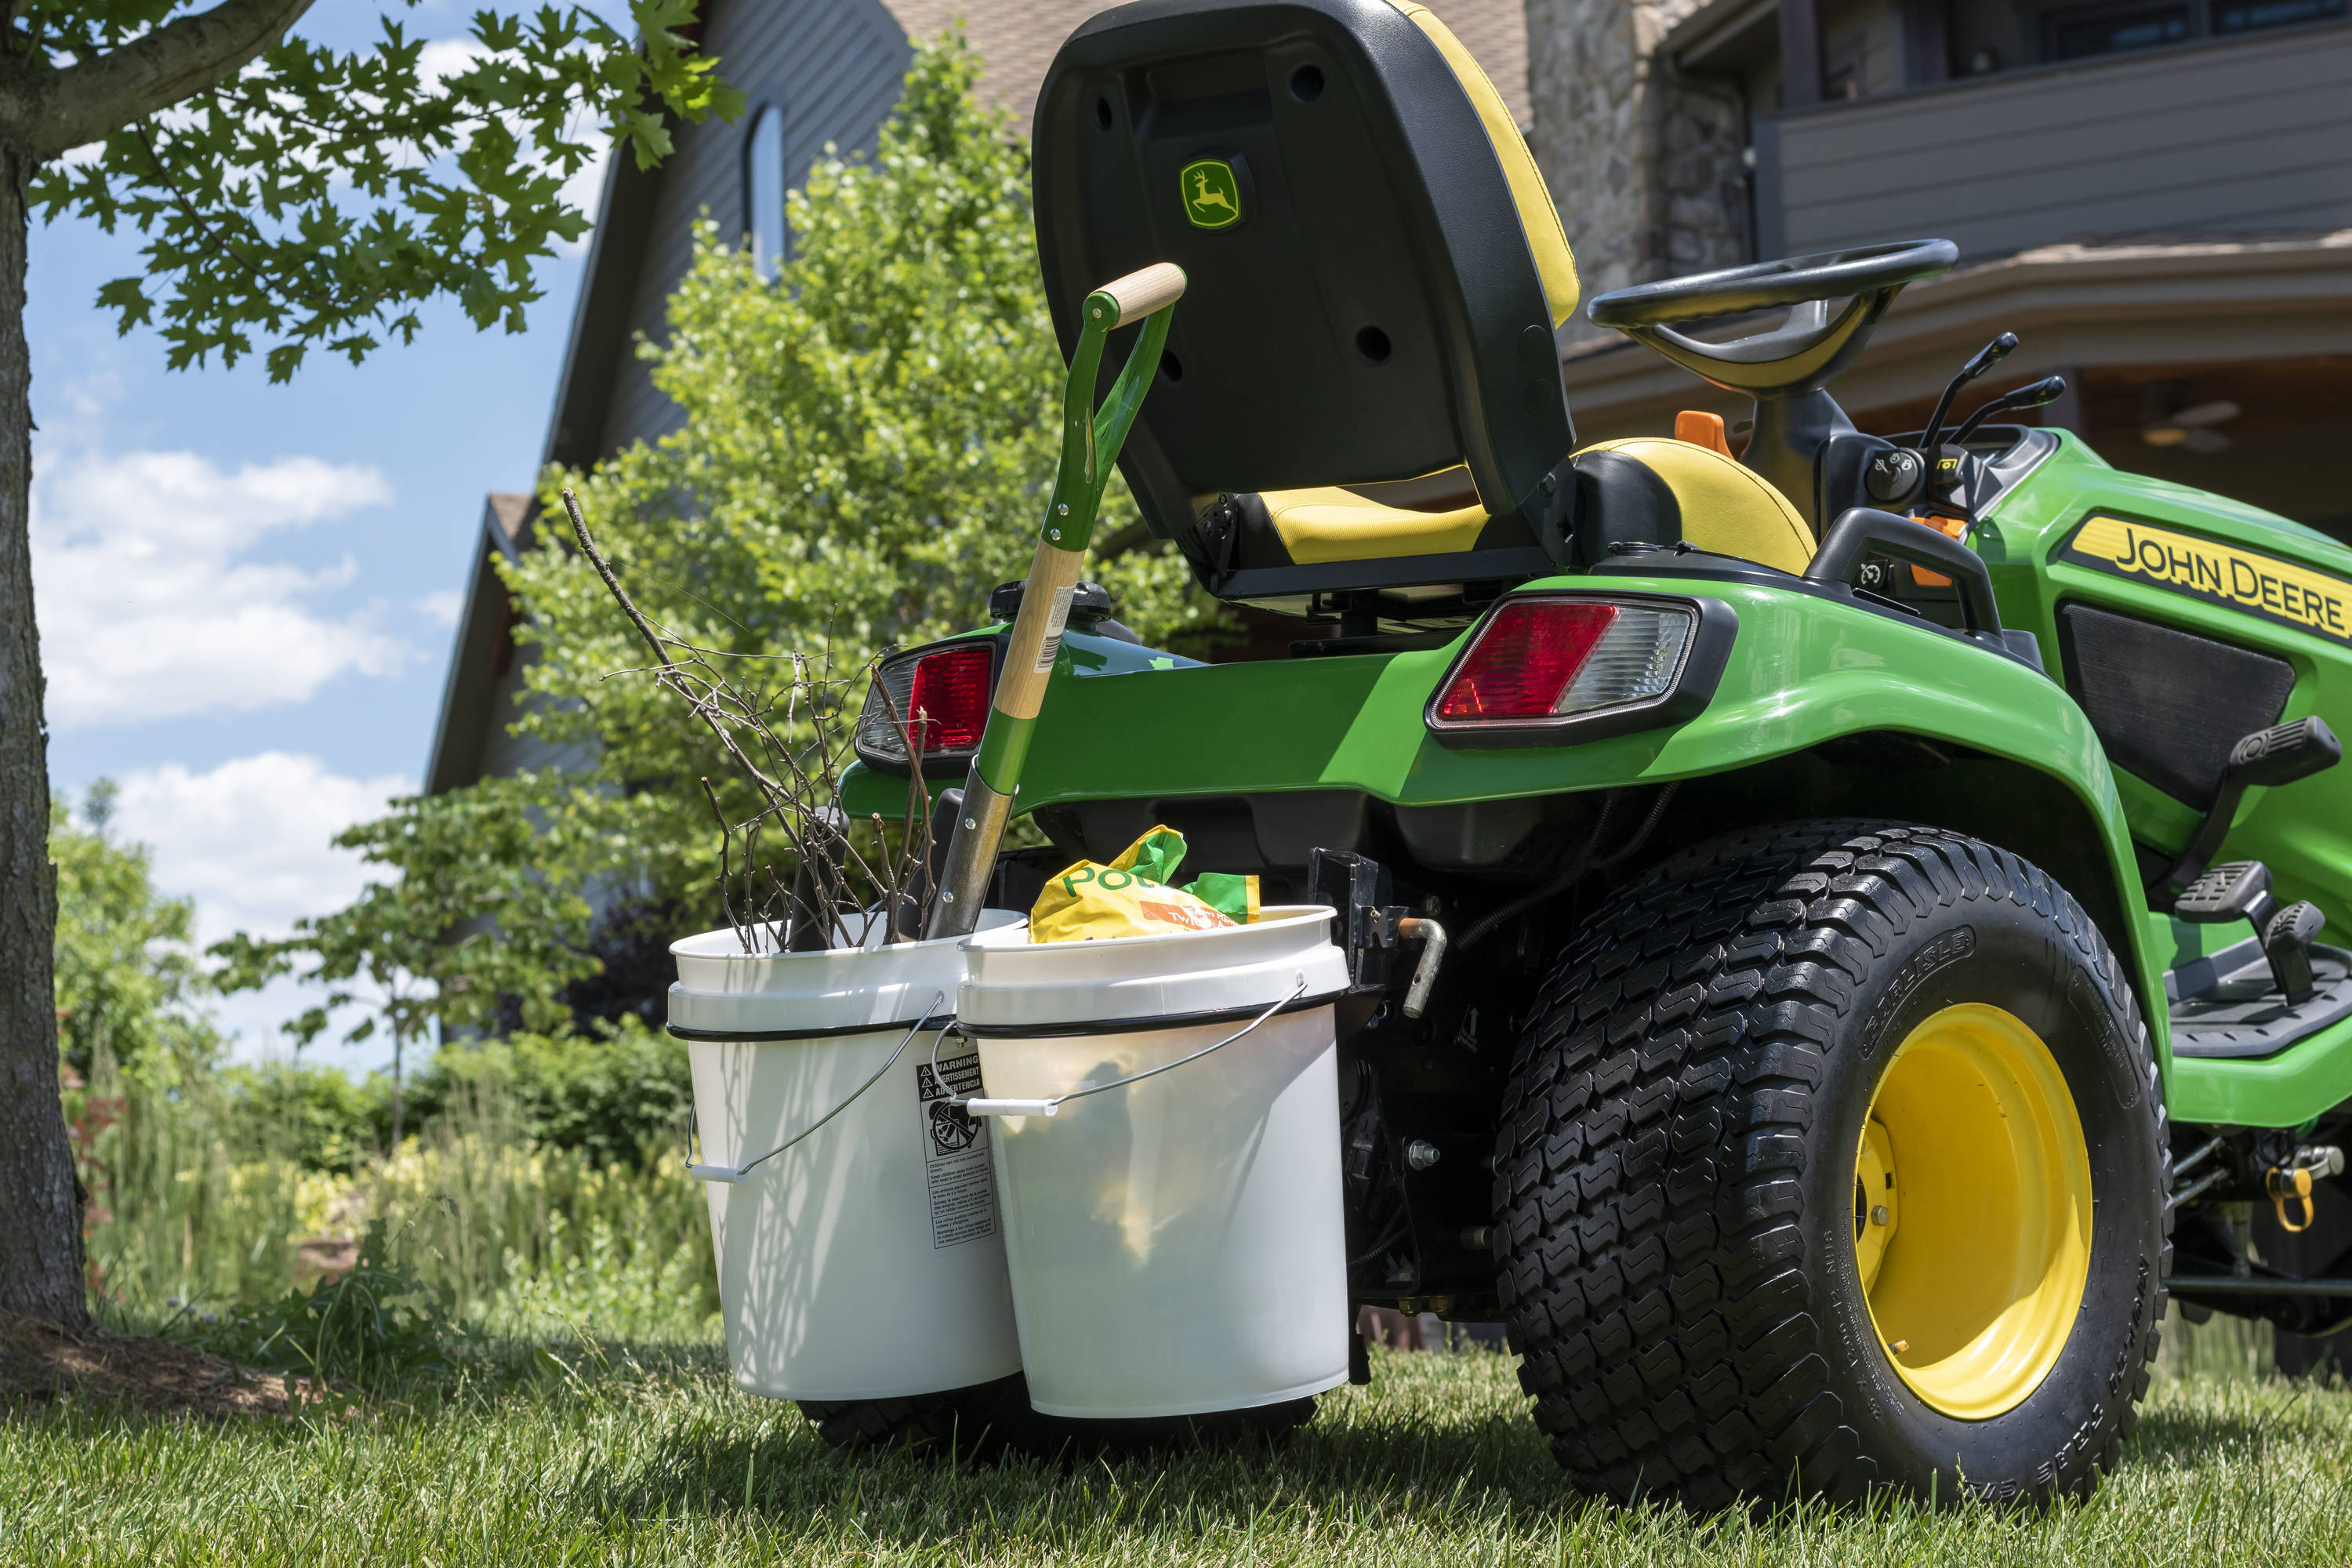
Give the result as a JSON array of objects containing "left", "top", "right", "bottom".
[{"left": 1092, "top": 263, "right": 1186, "bottom": 328}]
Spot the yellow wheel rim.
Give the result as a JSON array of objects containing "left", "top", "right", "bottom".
[{"left": 1853, "top": 1003, "right": 2092, "bottom": 1421}]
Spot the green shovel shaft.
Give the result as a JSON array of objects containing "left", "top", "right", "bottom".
[{"left": 924, "top": 265, "right": 1185, "bottom": 939}]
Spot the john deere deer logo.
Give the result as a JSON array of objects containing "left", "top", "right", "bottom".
[{"left": 1180, "top": 158, "right": 1242, "bottom": 230}]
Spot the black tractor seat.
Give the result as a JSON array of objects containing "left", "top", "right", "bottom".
[{"left": 1033, "top": 0, "right": 1820, "bottom": 622}]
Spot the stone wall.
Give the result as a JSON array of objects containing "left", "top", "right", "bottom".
[
  {"left": 1661, "top": 70, "right": 1749, "bottom": 274},
  {"left": 1526, "top": 0, "right": 1752, "bottom": 344}
]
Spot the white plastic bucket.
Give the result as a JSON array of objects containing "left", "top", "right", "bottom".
[
  {"left": 670, "top": 911, "right": 1025, "bottom": 1402},
  {"left": 956, "top": 907, "right": 1353, "bottom": 1419}
]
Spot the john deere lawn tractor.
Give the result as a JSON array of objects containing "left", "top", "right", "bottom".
[{"left": 829, "top": 0, "right": 2352, "bottom": 1508}]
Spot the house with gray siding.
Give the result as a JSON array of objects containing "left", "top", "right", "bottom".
[
  {"left": 429, "top": 0, "right": 2348, "bottom": 833},
  {"left": 1533, "top": 0, "right": 2352, "bottom": 539}
]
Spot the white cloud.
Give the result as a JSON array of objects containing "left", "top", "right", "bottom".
[
  {"left": 32, "top": 448, "right": 409, "bottom": 727},
  {"left": 416, "top": 588, "right": 464, "bottom": 627},
  {"left": 110, "top": 753, "right": 414, "bottom": 1069},
  {"left": 110, "top": 752, "right": 411, "bottom": 947},
  {"left": 417, "top": 36, "right": 491, "bottom": 85}
]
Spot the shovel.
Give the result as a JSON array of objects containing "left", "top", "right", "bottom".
[{"left": 925, "top": 262, "right": 1186, "bottom": 938}]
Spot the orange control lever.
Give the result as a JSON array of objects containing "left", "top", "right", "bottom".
[{"left": 1674, "top": 409, "right": 1735, "bottom": 458}]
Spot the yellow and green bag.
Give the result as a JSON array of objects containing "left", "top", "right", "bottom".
[{"left": 1029, "top": 825, "right": 1261, "bottom": 942}]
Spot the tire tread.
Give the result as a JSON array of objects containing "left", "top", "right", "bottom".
[{"left": 1493, "top": 821, "right": 2169, "bottom": 1508}]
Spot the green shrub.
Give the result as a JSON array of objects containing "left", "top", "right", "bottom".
[
  {"left": 409, "top": 1018, "right": 691, "bottom": 1167},
  {"left": 86, "top": 1065, "right": 717, "bottom": 1329},
  {"left": 219, "top": 1058, "right": 392, "bottom": 1171},
  {"left": 52, "top": 788, "right": 220, "bottom": 1079},
  {"left": 76, "top": 1055, "right": 310, "bottom": 1310},
  {"left": 179, "top": 1218, "right": 459, "bottom": 1394},
  {"left": 361, "top": 1073, "right": 713, "bottom": 1319}
]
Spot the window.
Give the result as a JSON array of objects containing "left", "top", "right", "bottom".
[
  {"left": 1824, "top": 39, "right": 1867, "bottom": 99},
  {"left": 2042, "top": 0, "right": 2190, "bottom": 57},
  {"left": 744, "top": 103, "right": 786, "bottom": 279},
  {"left": 2212, "top": 0, "right": 2344, "bottom": 31}
]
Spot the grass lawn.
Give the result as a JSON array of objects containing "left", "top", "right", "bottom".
[{"left": 6, "top": 1328, "right": 2351, "bottom": 1566}]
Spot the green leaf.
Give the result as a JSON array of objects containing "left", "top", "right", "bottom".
[{"left": 28, "top": 1, "right": 743, "bottom": 376}]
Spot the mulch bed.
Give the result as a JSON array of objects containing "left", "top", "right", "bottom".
[{"left": 0, "top": 1312, "right": 306, "bottom": 1419}]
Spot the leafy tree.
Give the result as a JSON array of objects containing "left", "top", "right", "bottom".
[
  {"left": 50, "top": 782, "right": 237, "bottom": 1305},
  {"left": 235, "top": 35, "right": 1232, "bottom": 1059},
  {"left": 1, "top": 1, "right": 742, "bottom": 1331},
  {"left": 210, "top": 778, "right": 614, "bottom": 1149},
  {"left": 493, "top": 31, "right": 1226, "bottom": 933},
  {"left": 52, "top": 781, "right": 219, "bottom": 1081}
]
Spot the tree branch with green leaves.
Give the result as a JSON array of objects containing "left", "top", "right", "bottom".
[{"left": 27, "top": 0, "right": 743, "bottom": 379}]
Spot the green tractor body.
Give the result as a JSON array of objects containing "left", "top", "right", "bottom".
[
  {"left": 1981, "top": 440, "right": 2352, "bottom": 1126},
  {"left": 848, "top": 430, "right": 2352, "bottom": 1131},
  {"left": 826, "top": 0, "right": 2352, "bottom": 1511}
]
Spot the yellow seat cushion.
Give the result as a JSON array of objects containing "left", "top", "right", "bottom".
[
  {"left": 1577, "top": 437, "right": 1817, "bottom": 575},
  {"left": 1265, "top": 481, "right": 1491, "bottom": 564},
  {"left": 1253, "top": 440, "right": 1813, "bottom": 573}
]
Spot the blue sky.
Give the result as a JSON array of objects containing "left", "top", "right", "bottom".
[{"left": 37, "top": 4, "right": 613, "bottom": 1070}]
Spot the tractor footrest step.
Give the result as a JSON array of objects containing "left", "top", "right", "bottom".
[
  {"left": 2176, "top": 860, "right": 2274, "bottom": 924},
  {"left": 2169, "top": 937, "right": 2352, "bottom": 1059}
]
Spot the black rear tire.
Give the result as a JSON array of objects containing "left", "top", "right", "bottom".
[
  {"left": 800, "top": 1375, "right": 1315, "bottom": 1459},
  {"left": 798, "top": 1375, "right": 1029, "bottom": 1457},
  {"left": 1022, "top": 1395, "right": 1319, "bottom": 1457},
  {"left": 1492, "top": 821, "right": 2169, "bottom": 1508}
]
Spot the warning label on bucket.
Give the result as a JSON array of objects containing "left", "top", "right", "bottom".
[{"left": 915, "top": 1051, "right": 998, "bottom": 1249}]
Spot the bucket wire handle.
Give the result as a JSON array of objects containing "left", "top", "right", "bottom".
[
  {"left": 686, "top": 990, "right": 947, "bottom": 1185},
  {"left": 926, "top": 1014, "right": 970, "bottom": 1100},
  {"left": 960, "top": 978, "right": 1310, "bottom": 1119}
]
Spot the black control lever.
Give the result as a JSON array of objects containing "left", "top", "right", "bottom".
[
  {"left": 2266, "top": 902, "right": 2328, "bottom": 1007},
  {"left": 2157, "top": 717, "right": 2342, "bottom": 905},
  {"left": 1951, "top": 375, "right": 2068, "bottom": 448},
  {"left": 1916, "top": 332, "right": 2017, "bottom": 452},
  {"left": 1806, "top": 507, "right": 2004, "bottom": 639}
]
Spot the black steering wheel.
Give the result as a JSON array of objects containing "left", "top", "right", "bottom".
[{"left": 1586, "top": 240, "right": 1958, "bottom": 397}]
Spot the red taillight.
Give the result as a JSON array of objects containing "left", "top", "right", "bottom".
[
  {"left": 1436, "top": 601, "right": 1619, "bottom": 719},
  {"left": 854, "top": 641, "right": 1000, "bottom": 771},
  {"left": 905, "top": 642, "right": 993, "bottom": 752}
]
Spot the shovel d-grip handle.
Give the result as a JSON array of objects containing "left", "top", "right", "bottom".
[
  {"left": 949, "top": 978, "right": 1310, "bottom": 1119},
  {"left": 1094, "top": 262, "right": 1187, "bottom": 328},
  {"left": 926, "top": 263, "right": 1187, "bottom": 940}
]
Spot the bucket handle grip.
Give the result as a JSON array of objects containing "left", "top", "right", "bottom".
[
  {"left": 687, "top": 991, "right": 947, "bottom": 1183},
  {"left": 956, "top": 978, "right": 1309, "bottom": 1119}
]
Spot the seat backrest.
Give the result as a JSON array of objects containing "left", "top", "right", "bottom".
[{"left": 1033, "top": 0, "right": 1581, "bottom": 598}]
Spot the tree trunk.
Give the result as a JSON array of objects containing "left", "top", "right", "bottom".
[{"left": 0, "top": 138, "right": 86, "bottom": 1331}]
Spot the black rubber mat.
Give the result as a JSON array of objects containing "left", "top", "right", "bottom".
[{"left": 2169, "top": 937, "right": 2352, "bottom": 1059}]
